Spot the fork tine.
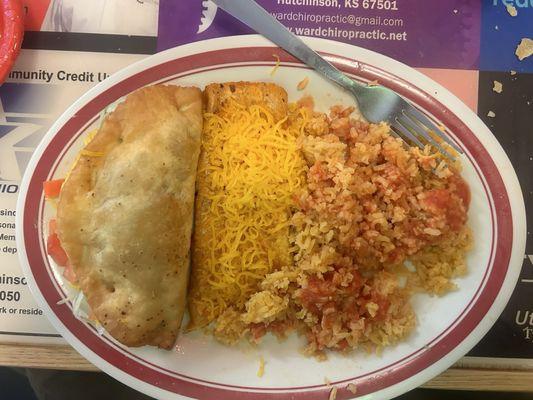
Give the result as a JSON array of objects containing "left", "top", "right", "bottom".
[
  {"left": 391, "top": 120, "right": 425, "bottom": 149},
  {"left": 399, "top": 112, "right": 456, "bottom": 161},
  {"left": 404, "top": 107, "right": 463, "bottom": 154},
  {"left": 388, "top": 129, "right": 401, "bottom": 140}
]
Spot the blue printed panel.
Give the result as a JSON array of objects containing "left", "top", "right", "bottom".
[
  {"left": 0, "top": 83, "right": 57, "bottom": 182},
  {"left": 480, "top": 0, "right": 533, "bottom": 72},
  {"left": 158, "top": 0, "right": 482, "bottom": 70},
  {"left": 0, "top": 83, "right": 57, "bottom": 114}
]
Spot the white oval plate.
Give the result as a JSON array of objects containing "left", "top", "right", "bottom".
[{"left": 17, "top": 35, "right": 526, "bottom": 400}]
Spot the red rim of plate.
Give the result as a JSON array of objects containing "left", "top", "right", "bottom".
[
  {"left": 0, "top": 0, "right": 24, "bottom": 84},
  {"left": 22, "top": 47, "right": 513, "bottom": 399}
]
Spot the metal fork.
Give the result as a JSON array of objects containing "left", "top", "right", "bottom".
[{"left": 212, "top": 0, "right": 462, "bottom": 158}]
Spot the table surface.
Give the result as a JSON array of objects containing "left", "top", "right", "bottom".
[{"left": 0, "top": 343, "right": 532, "bottom": 393}]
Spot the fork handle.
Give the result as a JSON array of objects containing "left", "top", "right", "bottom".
[{"left": 212, "top": 0, "right": 365, "bottom": 96}]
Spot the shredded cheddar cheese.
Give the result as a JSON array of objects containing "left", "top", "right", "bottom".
[
  {"left": 64, "top": 130, "right": 100, "bottom": 183},
  {"left": 80, "top": 150, "right": 105, "bottom": 157},
  {"left": 188, "top": 100, "right": 308, "bottom": 328},
  {"left": 257, "top": 356, "right": 265, "bottom": 377},
  {"left": 270, "top": 54, "right": 281, "bottom": 76},
  {"left": 83, "top": 129, "right": 98, "bottom": 145}
]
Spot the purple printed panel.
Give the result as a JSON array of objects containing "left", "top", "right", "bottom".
[{"left": 158, "top": 0, "right": 481, "bottom": 70}]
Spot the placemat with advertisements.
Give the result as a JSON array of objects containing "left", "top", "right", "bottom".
[{"left": 0, "top": 0, "right": 531, "bottom": 365}]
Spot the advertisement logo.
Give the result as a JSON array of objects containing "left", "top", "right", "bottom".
[
  {"left": 0, "top": 83, "right": 54, "bottom": 182},
  {"left": 198, "top": 0, "right": 218, "bottom": 34}
]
